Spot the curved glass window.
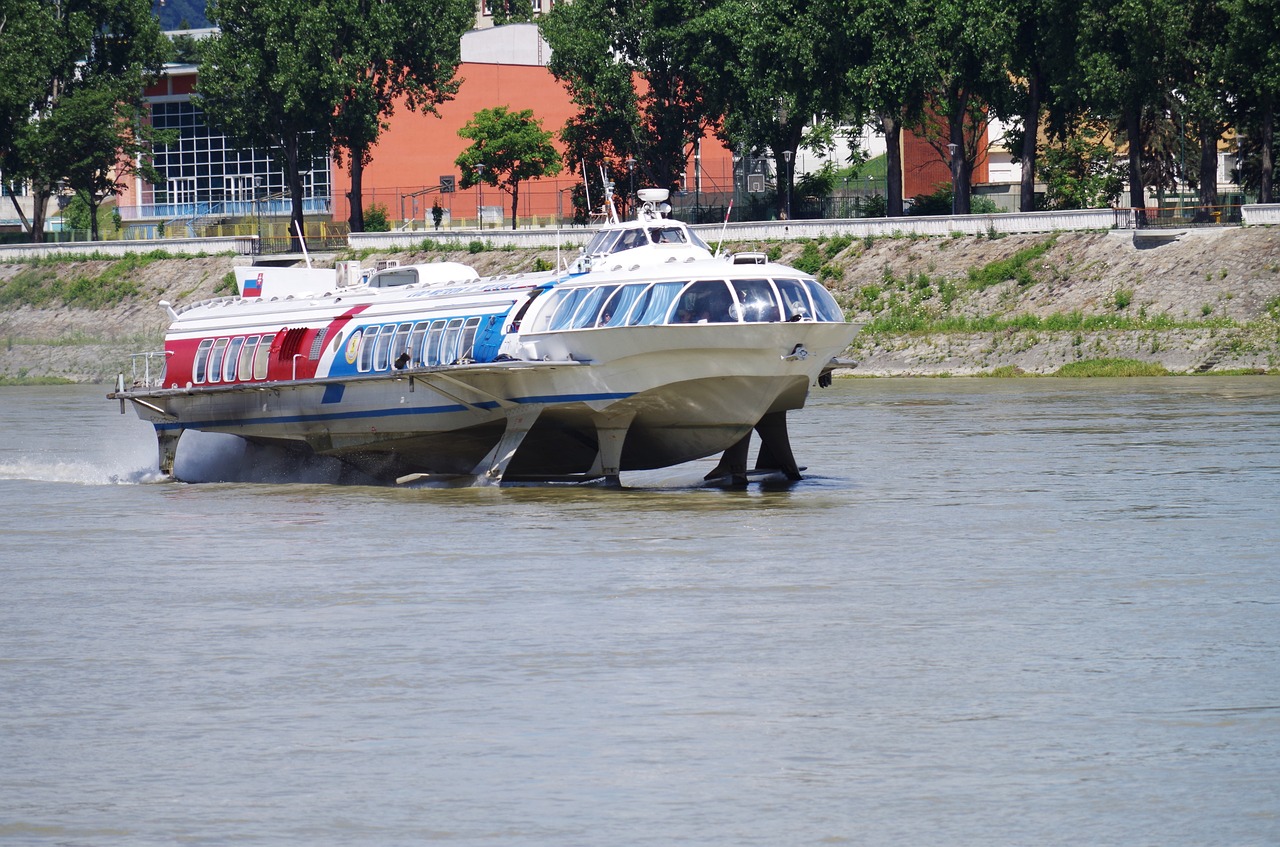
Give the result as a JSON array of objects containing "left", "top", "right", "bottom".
[
  {"left": 600, "top": 283, "right": 648, "bottom": 327},
  {"left": 223, "top": 337, "right": 245, "bottom": 382},
  {"left": 237, "top": 336, "right": 259, "bottom": 381},
  {"left": 373, "top": 324, "right": 395, "bottom": 371},
  {"left": 525, "top": 289, "right": 569, "bottom": 334},
  {"left": 613, "top": 228, "right": 649, "bottom": 252},
  {"left": 628, "top": 281, "right": 686, "bottom": 326},
  {"left": 253, "top": 334, "right": 274, "bottom": 380},
  {"left": 408, "top": 322, "right": 429, "bottom": 367},
  {"left": 424, "top": 320, "right": 446, "bottom": 365},
  {"left": 569, "top": 285, "right": 618, "bottom": 329},
  {"left": 458, "top": 316, "right": 482, "bottom": 361},
  {"left": 207, "top": 338, "right": 229, "bottom": 383},
  {"left": 672, "top": 280, "right": 736, "bottom": 324},
  {"left": 804, "top": 279, "right": 846, "bottom": 322},
  {"left": 193, "top": 339, "right": 213, "bottom": 384},
  {"left": 357, "top": 326, "right": 377, "bottom": 372},
  {"left": 549, "top": 287, "right": 592, "bottom": 331},
  {"left": 440, "top": 318, "right": 465, "bottom": 364},
  {"left": 731, "top": 279, "right": 782, "bottom": 323},
  {"left": 774, "top": 278, "right": 814, "bottom": 321},
  {"left": 648, "top": 226, "right": 686, "bottom": 245},
  {"left": 389, "top": 322, "right": 412, "bottom": 368}
]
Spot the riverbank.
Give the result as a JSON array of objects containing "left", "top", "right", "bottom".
[{"left": 2, "top": 226, "right": 1278, "bottom": 382}]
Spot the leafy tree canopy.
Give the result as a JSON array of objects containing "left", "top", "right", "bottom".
[{"left": 456, "top": 106, "right": 563, "bottom": 229}]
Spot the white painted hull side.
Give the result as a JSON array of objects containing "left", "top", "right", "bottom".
[{"left": 128, "top": 321, "right": 854, "bottom": 479}]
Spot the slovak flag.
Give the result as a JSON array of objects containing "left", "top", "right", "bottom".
[{"left": 243, "top": 272, "right": 264, "bottom": 297}]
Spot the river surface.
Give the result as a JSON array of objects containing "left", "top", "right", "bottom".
[{"left": 2, "top": 378, "right": 1279, "bottom": 846}]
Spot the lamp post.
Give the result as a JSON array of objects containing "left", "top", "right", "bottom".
[
  {"left": 947, "top": 142, "right": 959, "bottom": 215},
  {"left": 731, "top": 150, "right": 741, "bottom": 222},
  {"left": 253, "top": 175, "right": 262, "bottom": 254},
  {"left": 474, "top": 163, "right": 485, "bottom": 229},
  {"left": 625, "top": 155, "right": 636, "bottom": 216},
  {"left": 782, "top": 149, "right": 792, "bottom": 220}
]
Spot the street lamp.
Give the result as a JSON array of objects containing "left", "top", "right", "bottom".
[
  {"left": 947, "top": 143, "right": 959, "bottom": 215},
  {"left": 782, "top": 149, "right": 792, "bottom": 220},
  {"left": 625, "top": 155, "right": 636, "bottom": 215},
  {"left": 474, "top": 163, "right": 485, "bottom": 229},
  {"left": 731, "top": 150, "right": 742, "bottom": 222},
  {"left": 253, "top": 175, "right": 262, "bottom": 254}
]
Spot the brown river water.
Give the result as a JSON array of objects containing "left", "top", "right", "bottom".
[{"left": 2, "top": 377, "right": 1278, "bottom": 845}]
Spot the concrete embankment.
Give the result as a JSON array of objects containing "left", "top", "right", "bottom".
[{"left": 1, "top": 226, "right": 1279, "bottom": 383}]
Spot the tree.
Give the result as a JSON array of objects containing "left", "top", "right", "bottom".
[
  {"left": 1078, "top": 0, "right": 1190, "bottom": 215},
  {"left": 328, "top": 0, "right": 472, "bottom": 232},
  {"left": 1, "top": 0, "right": 167, "bottom": 241},
  {"left": 199, "top": 0, "right": 344, "bottom": 249},
  {"left": 1037, "top": 122, "right": 1126, "bottom": 209},
  {"left": 456, "top": 106, "right": 563, "bottom": 230},
  {"left": 1005, "top": 0, "right": 1083, "bottom": 211},
  {"left": 1223, "top": 0, "right": 1280, "bottom": 202},
  {"left": 541, "top": 0, "right": 723, "bottom": 203},
  {"left": 701, "top": 0, "right": 848, "bottom": 219},
  {"left": 828, "top": 0, "right": 933, "bottom": 217},
  {"left": 911, "top": 0, "right": 1017, "bottom": 215}
]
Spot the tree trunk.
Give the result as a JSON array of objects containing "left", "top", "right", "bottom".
[
  {"left": 1261, "top": 101, "right": 1274, "bottom": 204},
  {"left": 949, "top": 110, "right": 971, "bottom": 215},
  {"left": 882, "top": 113, "right": 904, "bottom": 217},
  {"left": 284, "top": 136, "right": 305, "bottom": 252},
  {"left": 1197, "top": 118, "right": 1219, "bottom": 218},
  {"left": 29, "top": 181, "right": 50, "bottom": 243},
  {"left": 1020, "top": 74, "right": 1042, "bottom": 212},
  {"left": 510, "top": 180, "right": 519, "bottom": 230},
  {"left": 87, "top": 192, "right": 101, "bottom": 241},
  {"left": 348, "top": 149, "right": 365, "bottom": 232},
  {"left": 1125, "top": 107, "right": 1146, "bottom": 221}
]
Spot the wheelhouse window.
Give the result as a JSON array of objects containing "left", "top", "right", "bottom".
[
  {"left": 673, "top": 280, "right": 736, "bottom": 323},
  {"left": 774, "top": 278, "right": 814, "bottom": 321},
  {"left": 804, "top": 279, "right": 846, "bottom": 322},
  {"left": 648, "top": 226, "right": 687, "bottom": 245},
  {"left": 730, "top": 279, "right": 782, "bottom": 323},
  {"left": 193, "top": 339, "right": 213, "bottom": 383}
]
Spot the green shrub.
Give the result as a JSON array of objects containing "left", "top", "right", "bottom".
[
  {"left": 793, "top": 242, "right": 823, "bottom": 275},
  {"left": 1053, "top": 358, "right": 1169, "bottom": 378},
  {"left": 363, "top": 204, "right": 391, "bottom": 232}
]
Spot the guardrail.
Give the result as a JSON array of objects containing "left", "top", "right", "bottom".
[
  {"left": 1242, "top": 204, "right": 1280, "bottom": 225},
  {"left": 350, "top": 208, "right": 1123, "bottom": 251},
  {"left": 0, "top": 235, "right": 259, "bottom": 259}
]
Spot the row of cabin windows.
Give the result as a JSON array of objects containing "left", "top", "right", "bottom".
[
  {"left": 355, "top": 316, "right": 483, "bottom": 373},
  {"left": 193, "top": 333, "right": 276, "bottom": 384},
  {"left": 530, "top": 277, "right": 843, "bottom": 334}
]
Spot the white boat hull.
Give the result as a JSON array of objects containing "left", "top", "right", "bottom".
[{"left": 122, "top": 322, "right": 853, "bottom": 481}]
